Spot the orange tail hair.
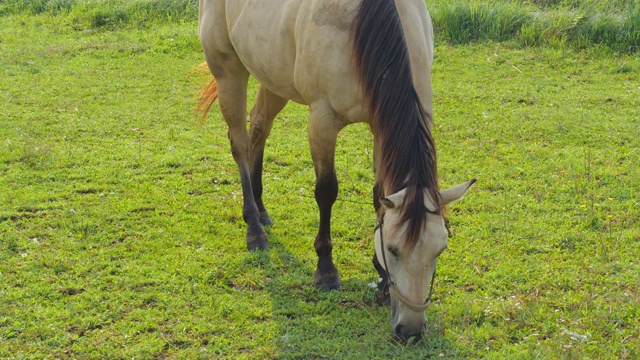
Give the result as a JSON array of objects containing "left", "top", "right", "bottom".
[{"left": 193, "top": 62, "right": 218, "bottom": 125}]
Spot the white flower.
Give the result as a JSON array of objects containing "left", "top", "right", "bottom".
[{"left": 562, "top": 328, "right": 588, "bottom": 342}]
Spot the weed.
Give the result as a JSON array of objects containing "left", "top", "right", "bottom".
[{"left": 3, "top": 234, "right": 19, "bottom": 253}]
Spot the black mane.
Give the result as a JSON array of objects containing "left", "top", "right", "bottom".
[{"left": 351, "top": 0, "right": 441, "bottom": 250}]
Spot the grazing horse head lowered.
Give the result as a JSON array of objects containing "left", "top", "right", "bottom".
[
  {"left": 197, "top": 0, "right": 475, "bottom": 341},
  {"left": 374, "top": 181, "right": 475, "bottom": 340}
]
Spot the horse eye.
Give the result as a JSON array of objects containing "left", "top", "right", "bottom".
[{"left": 387, "top": 246, "right": 399, "bottom": 257}]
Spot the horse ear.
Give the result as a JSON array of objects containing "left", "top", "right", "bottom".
[
  {"left": 441, "top": 179, "right": 476, "bottom": 205},
  {"left": 379, "top": 188, "right": 407, "bottom": 210},
  {"left": 424, "top": 193, "right": 438, "bottom": 212}
]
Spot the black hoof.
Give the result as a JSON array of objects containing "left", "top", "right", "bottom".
[
  {"left": 259, "top": 212, "right": 273, "bottom": 226},
  {"left": 246, "top": 229, "right": 268, "bottom": 251},
  {"left": 314, "top": 271, "right": 341, "bottom": 291}
]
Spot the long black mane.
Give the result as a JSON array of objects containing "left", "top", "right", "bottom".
[{"left": 351, "top": 0, "right": 441, "bottom": 250}]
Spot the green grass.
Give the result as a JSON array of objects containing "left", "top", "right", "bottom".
[
  {"left": 1, "top": 0, "right": 639, "bottom": 52},
  {"left": 429, "top": 0, "right": 640, "bottom": 52},
  {"left": 1, "top": 3, "right": 640, "bottom": 359},
  {"left": 0, "top": 0, "right": 198, "bottom": 29}
]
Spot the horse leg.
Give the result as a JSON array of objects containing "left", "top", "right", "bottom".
[
  {"left": 249, "top": 87, "right": 288, "bottom": 226},
  {"left": 373, "top": 154, "right": 391, "bottom": 306},
  {"left": 213, "top": 60, "right": 267, "bottom": 251},
  {"left": 373, "top": 163, "right": 389, "bottom": 305},
  {"left": 308, "top": 106, "right": 341, "bottom": 290}
]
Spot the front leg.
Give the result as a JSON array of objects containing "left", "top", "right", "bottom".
[
  {"left": 372, "top": 182, "right": 390, "bottom": 305},
  {"left": 308, "top": 106, "right": 342, "bottom": 290},
  {"left": 313, "top": 173, "right": 339, "bottom": 290},
  {"left": 373, "top": 252, "right": 390, "bottom": 306}
]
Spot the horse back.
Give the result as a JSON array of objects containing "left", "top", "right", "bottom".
[{"left": 199, "top": 0, "right": 433, "bottom": 125}]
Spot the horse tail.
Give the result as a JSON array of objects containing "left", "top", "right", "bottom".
[
  {"left": 351, "top": 0, "right": 440, "bottom": 250},
  {"left": 194, "top": 62, "right": 218, "bottom": 125}
]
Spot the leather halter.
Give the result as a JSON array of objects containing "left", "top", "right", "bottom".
[{"left": 374, "top": 212, "right": 440, "bottom": 312}]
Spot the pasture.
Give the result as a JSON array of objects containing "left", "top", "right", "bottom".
[{"left": 1, "top": 0, "right": 639, "bottom": 358}]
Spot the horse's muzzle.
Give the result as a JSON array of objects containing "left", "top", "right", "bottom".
[
  {"left": 390, "top": 298, "right": 426, "bottom": 342},
  {"left": 393, "top": 323, "right": 424, "bottom": 342}
]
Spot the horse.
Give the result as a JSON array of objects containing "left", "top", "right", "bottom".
[{"left": 197, "top": 0, "right": 475, "bottom": 341}]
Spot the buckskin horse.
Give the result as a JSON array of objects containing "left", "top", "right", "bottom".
[{"left": 197, "top": 0, "right": 475, "bottom": 340}]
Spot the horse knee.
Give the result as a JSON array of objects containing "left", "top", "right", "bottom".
[{"left": 314, "top": 174, "right": 338, "bottom": 207}]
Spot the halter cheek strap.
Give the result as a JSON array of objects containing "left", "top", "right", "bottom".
[{"left": 375, "top": 218, "right": 436, "bottom": 312}]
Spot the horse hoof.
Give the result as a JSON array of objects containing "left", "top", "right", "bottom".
[
  {"left": 314, "top": 272, "right": 341, "bottom": 291},
  {"left": 259, "top": 213, "right": 273, "bottom": 226},
  {"left": 247, "top": 240, "right": 268, "bottom": 251},
  {"left": 246, "top": 230, "right": 268, "bottom": 251}
]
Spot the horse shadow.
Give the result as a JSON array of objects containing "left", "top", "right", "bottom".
[{"left": 239, "top": 228, "right": 461, "bottom": 358}]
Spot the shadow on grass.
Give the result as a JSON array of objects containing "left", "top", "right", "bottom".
[{"left": 241, "top": 228, "right": 461, "bottom": 359}]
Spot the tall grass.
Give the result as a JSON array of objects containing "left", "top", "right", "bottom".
[
  {"left": 431, "top": 0, "right": 640, "bottom": 53},
  {"left": 0, "top": 0, "right": 76, "bottom": 15},
  {"left": 0, "top": 0, "right": 198, "bottom": 28},
  {"left": 0, "top": 0, "right": 638, "bottom": 51},
  {"left": 435, "top": 3, "right": 532, "bottom": 45},
  {"left": 571, "top": 6, "right": 640, "bottom": 51}
]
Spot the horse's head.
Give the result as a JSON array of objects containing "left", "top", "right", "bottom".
[{"left": 375, "top": 179, "right": 475, "bottom": 341}]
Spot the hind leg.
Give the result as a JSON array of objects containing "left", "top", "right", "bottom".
[
  {"left": 199, "top": 5, "right": 267, "bottom": 250},
  {"left": 249, "top": 87, "right": 288, "bottom": 226},
  {"left": 208, "top": 56, "right": 268, "bottom": 251}
]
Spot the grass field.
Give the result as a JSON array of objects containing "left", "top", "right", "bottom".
[
  {"left": 1, "top": 1, "right": 639, "bottom": 359},
  {"left": 1, "top": 0, "right": 639, "bottom": 52}
]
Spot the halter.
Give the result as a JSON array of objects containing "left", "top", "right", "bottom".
[{"left": 375, "top": 209, "right": 449, "bottom": 312}]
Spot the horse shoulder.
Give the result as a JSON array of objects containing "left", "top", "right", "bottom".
[{"left": 294, "top": 0, "right": 364, "bottom": 123}]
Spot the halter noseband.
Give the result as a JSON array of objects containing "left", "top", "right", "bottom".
[{"left": 375, "top": 209, "right": 446, "bottom": 312}]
